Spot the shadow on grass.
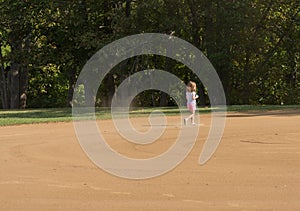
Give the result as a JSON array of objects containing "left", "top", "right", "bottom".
[
  {"left": 226, "top": 109, "right": 300, "bottom": 118},
  {"left": 0, "top": 108, "right": 113, "bottom": 119},
  {"left": 0, "top": 108, "right": 72, "bottom": 119}
]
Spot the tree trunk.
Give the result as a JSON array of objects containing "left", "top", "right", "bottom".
[
  {"left": 125, "top": 0, "right": 131, "bottom": 18},
  {"left": 160, "top": 44, "right": 173, "bottom": 107},
  {"left": 0, "top": 46, "right": 9, "bottom": 109},
  {"left": 19, "top": 35, "right": 31, "bottom": 109},
  {"left": 188, "top": 0, "right": 206, "bottom": 107},
  {"left": 8, "top": 22, "right": 24, "bottom": 109},
  {"left": 198, "top": 83, "right": 206, "bottom": 107},
  {"left": 243, "top": 52, "right": 250, "bottom": 104},
  {"left": 10, "top": 61, "right": 20, "bottom": 109},
  {"left": 9, "top": 33, "right": 21, "bottom": 109},
  {"left": 151, "top": 93, "right": 156, "bottom": 107},
  {"left": 67, "top": 68, "right": 76, "bottom": 107},
  {"left": 84, "top": 80, "right": 96, "bottom": 107},
  {"left": 203, "top": 0, "right": 216, "bottom": 59},
  {"left": 159, "top": 92, "right": 168, "bottom": 107},
  {"left": 68, "top": 0, "right": 89, "bottom": 107},
  {"left": 19, "top": 66, "right": 28, "bottom": 109},
  {"left": 106, "top": 74, "right": 115, "bottom": 107},
  {"left": 103, "top": 0, "right": 112, "bottom": 34}
]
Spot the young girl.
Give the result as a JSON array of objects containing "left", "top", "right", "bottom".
[{"left": 184, "top": 81, "right": 199, "bottom": 125}]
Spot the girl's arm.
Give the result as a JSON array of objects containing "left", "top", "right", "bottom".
[{"left": 192, "top": 92, "right": 199, "bottom": 100}]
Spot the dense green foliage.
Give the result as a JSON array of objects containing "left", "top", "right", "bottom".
[{"left": 0, "top": 0, "right": 299, "bottom": 109}]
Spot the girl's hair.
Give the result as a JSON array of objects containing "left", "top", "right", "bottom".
[{"left": 187, "top": 81, "right": 196, "bottom": 92}]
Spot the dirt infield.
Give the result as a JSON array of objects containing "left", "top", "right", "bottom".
[{"left": 0, "top": 110, "right": 299, "bottom": 210}]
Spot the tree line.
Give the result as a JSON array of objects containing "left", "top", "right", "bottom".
[{"left": 0, "top": 0, "right": 299, "bottom": 109}]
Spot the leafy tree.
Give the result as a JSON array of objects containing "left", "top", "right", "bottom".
[{"left": 0, "top": 0, "right": 299, "bottom": 109}]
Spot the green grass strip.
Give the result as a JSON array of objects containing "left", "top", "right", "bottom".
[{"left": 0, "top": 105, "right": 299, "bottom": 126}]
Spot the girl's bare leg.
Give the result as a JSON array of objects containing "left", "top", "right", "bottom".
[{"left": 185, "top": 111, "right": 195, "bottom": 125}]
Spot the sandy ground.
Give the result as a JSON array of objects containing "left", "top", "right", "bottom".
[{"left": 0, "top": 110, "right": 299, "bottom": 210}]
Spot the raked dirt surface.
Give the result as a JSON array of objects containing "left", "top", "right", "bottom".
[{"left": 0, "top": 110, "right": 299, "bottom": 210}]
